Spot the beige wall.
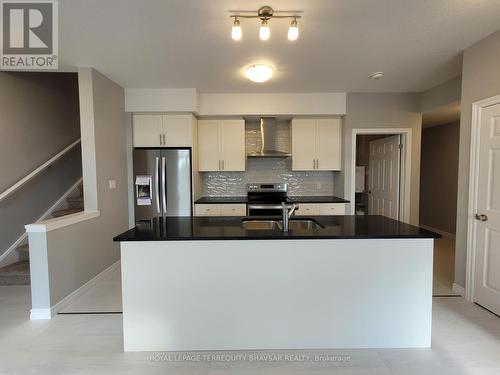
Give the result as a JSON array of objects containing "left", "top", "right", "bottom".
[
  {"left": 419, "top": 122, "right": 460, "bottom": 234},
  {"left": 0, "top": 72, "right": 81, "bottom": 259},
  {"left": 48, "top": 68, "right": 128, "bottom": 306},
  {"left": 420, "top": 76, "right": 462, "bottom": 114},
  {"left": 0, "top": 72, "right": 80, "bottom": 191},
  {"left": 338, "top": 93, "right": 422, "bottom": 225},
  {"left": 455, "top": 29, "right": 500, "bottom": 288},
  {"left": 28, "top": 68, "right": 129, "bottom": 312}
]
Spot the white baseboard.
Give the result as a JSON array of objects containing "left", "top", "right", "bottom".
[
  {"left": 419, "top": 224, "right": 456, "bottom": 240},
  {"left": 0, "top": 177, "right": 83, "bottom": 268},
  {"left": 30, "top": 308, "right": 52, "bottom": 320},
  {"left": 452, "top": 283, "right": 465, "bottom": 296},
  {"left": 30, "top": 260, "right": 120, "bottom": 320}
]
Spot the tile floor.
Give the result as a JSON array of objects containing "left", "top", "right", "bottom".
[
  {"left": 59, "top": 263, "right": 122, "bottom": 313},
  {"left": 1, "top": 281, "right": 500, "bottom": 374}
]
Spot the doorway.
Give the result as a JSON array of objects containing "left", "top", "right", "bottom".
[
  {"left": 351, "top": 128, "right": 412, "bottom": 223},
  {"left": 355, "top": 134, "right": 402, "bottom": 218},
  {"left": 420, "top": 103, "right": 461, "bottom": 296}
]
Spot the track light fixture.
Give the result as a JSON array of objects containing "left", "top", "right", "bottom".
[{"left": 230, "top": 6, "right": 301, "bottom": 42}]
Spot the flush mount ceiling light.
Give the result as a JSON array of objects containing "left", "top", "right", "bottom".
[
  {"left": 245, "top": 64, "right": 274, "bottom": 83},
  {"left": 369, "top": 72, "right": 385, "bottom": 80},
  {"left": 230, "top": 6, "right": 301, "bottom": 41}
]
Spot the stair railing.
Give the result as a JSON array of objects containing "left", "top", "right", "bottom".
[{"left": 0, "top": 138, "right": 81, "bottom": 202}]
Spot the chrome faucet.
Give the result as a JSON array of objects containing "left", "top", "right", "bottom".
[{"left": 282, "top": 201, "right": 298, "bottom": 232}]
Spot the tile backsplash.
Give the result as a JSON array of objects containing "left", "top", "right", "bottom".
[{"left": 201, "top": 120, "right": 335, "bottom": 197}]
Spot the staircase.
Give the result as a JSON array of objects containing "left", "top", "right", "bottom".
[{"left": 0, "top": 183, "right": 84, "bottom": 285}]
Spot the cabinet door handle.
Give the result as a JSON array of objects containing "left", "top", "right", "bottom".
[
  {"left": 316, "top": 159, "right": 319, "bottom": 169},
  {"left": 218, "top": 160, "right": 221, "bottom": 171},
  {"left": 222, "top": 160, "right": 225, "bottom": 171},
  {"left": 159, "top": 134, "right": 163, "bottom": 145},
  {"left": 163, "top": 134, "right": 166, "bottom": 145}
]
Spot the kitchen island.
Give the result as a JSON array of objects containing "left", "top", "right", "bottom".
[{"left": 114, "top": 215, "right": 439, "bottom": 352}]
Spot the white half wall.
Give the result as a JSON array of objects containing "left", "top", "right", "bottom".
[
  {"left": 198, "top": 92, "right": 346, "bottom": 116},
  {"left": 124, "top": 88, "right": 346, "bottom": 116},
  {"left": 125, "top": 88, "right": 198, "bottom": 113},
  {"left": 121, "top": 238, "right": 433, "bottom": 351}
]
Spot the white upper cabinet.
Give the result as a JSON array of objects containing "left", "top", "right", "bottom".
[
  {"left": 198, "top": 119, "right": 245, "bottom": 172},
  {"left": 132, "top": 114, "right": 163, "bottom": 147},
  {"left": 133, "top": 114, "right": 193, "bottom": 147},
  {"left": 315, "top": 119, "right": 341, "bottom": 170},
  {"left": 291, "top": 118, "right": 342, "bottom": 171},
  {"left": 291, "top": 119, "right": 317, "bottom": 170},
  {"left": 197, "top": 120, "right": 220, "bottom": 171}
]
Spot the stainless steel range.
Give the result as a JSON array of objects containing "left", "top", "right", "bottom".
[{"left": 246, "top": 183, "right": 289, "bottom": 216}]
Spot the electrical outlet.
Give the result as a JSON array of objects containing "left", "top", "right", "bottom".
[{"left": 109, "top": 180, "right": 116, "bottom": 189}]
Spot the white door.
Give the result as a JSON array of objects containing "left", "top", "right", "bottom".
[
  {"left": 473, "top": 102, "right": 500, "bottom": 315},
  {"left": 133, "top": 114, "right": 163, "bottom": 147},
  {"left": 368, "top": 135, "right": 401, "bottom": 219},
  {"left": 292, "top": 119, "right": 316, "bottom": 170},
  {"left": 220, "top": 120, "right": 245, "bottom": 171},
  {"left": 316, "top": 119, "right": 341, "bottom": 170},
  {"left": 198, "top": 120, "right": 220, "bottom": 171}
]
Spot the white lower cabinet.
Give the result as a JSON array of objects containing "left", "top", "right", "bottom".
[
  {"left": 194, "top": 204, "right": 220, "bottom": 216},
  {"left": 295, "top": 204, "right": 320, "bottom": 216},
  {"left": 220, "top": 204, "right": 247, "bottom": 216},
  {"left": 195, "top": 203, "right": 246, "bottom": 217},
  {"left": 195, "top": 203, "right": 345, "bottom": 217},
  {"left": 295, "top": 203, "right": 346, "bottom": 216},
  {"left": 319, "top": 203, "right": 346, "bottom": 215}
]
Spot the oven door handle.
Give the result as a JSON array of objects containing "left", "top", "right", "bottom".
[{"left": 247, "top": 204, "right": 284, "bottom": 210}]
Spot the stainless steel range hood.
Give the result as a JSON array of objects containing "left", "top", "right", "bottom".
[{"left": 246, "top": 117, "right": 291, "bottom": 158}]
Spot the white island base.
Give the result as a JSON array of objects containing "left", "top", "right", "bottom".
[{"left": 120, "top": 239, "right": 433, "bottom": 352}]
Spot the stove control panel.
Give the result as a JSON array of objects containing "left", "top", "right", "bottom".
[{"left": 246, "top": 183, "right": 288, "bottom": 193}]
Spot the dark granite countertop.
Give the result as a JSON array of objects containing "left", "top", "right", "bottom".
[
  {"left": 114, "top": 215, "right": 440, "bottom": 241},
  {"left": 195, "top": 196, "right": 350, "bottom": 204}
]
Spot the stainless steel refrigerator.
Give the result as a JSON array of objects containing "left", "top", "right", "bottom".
[{"left": 133, "top": 148, "right": 192, "bottom": 221}]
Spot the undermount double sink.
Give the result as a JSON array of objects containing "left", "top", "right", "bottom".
[{"left": 241, "top": 218, "right": 323, "bottom": 231}]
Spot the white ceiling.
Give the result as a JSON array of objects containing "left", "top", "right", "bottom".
[{"left": 59, "top": 0, "right": 500, "bottom": 93}]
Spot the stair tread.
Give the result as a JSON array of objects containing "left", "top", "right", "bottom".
[
  {"left": 67, "top": 196, "right": 84, "bottom": 202},
  {"left": 0, "top": 261, "right": 29, "bottom": 276},
  {"left": 52, "top": 208, "right": 83, "bottom": 217},
  {"left": 16, "top": 244, "right": 29, "bottom": 253}
]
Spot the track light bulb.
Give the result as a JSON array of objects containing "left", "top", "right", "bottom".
[
  {"left": 231, "top": 18, "right": 242, "bottom": 41},
  {"left": 259, "top": 19, "right": 270, "bottom": 41},
  {"left": 288, "top": 18, "right": 299, "bottom": 41}
]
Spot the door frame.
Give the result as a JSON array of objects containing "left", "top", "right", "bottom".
[
  {"left": 350, "top": 128, "right": 412, "bottom": 223},
  {"left": 465, "top": 94, "right": 500, "bottom": 302}
]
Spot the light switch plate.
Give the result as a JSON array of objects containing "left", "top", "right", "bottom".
[{"left": 109, "top": 180, "right": 116, "bottom": 189}]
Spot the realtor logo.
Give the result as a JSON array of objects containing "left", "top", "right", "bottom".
[{"left": 1, "top": 0, "right": 58, "bottom": 69}]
